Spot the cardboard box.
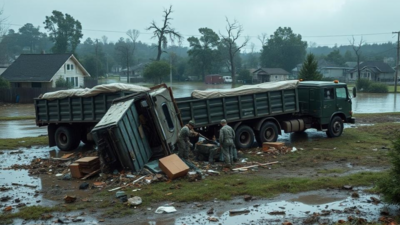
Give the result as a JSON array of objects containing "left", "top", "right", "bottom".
[
  {"left": 159, "top": 154, "right": 189, "bottom": 179},
  {"left": 69, "top": 163, "right": 82, "bottom": 178}
]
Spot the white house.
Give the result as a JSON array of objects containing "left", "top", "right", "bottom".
[{"left": 1, "top": 54, "right": 90, "bottom": 88}]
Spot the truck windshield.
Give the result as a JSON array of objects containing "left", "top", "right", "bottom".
[
  {"left": 162, "top": 103, "right": 174, "bottom": 131},
  {"left": 336, "top": 87, "right": 347, "bottom": 99}
]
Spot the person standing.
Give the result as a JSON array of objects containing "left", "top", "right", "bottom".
[
  {"left": 177, "top": 120, "right": 198, "bottom": 159},
  {"left": 219, "top": 119, "right": 236, "bottom": 167}
]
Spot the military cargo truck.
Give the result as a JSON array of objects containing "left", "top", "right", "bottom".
[{"left": 35, "top": 80, "right": 355, "bottom": 151}]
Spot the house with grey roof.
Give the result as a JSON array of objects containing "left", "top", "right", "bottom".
[
  {"left": 252, "top": 68, "right": 290, "bottom": 83},
  {"left": 1, "top": 54, "right": 90, "bottom": 88},
  {"left": 347, "top": 61, "right": 395, "bottom": 82}
]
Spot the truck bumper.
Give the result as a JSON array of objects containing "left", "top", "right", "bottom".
[{"left": 347, "top": 117, "right": 356, "bottom": 124}]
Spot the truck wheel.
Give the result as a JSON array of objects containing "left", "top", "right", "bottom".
[
  {"left": 258, "top": 122, "right": 279, "bottom": 143},
  {"left": 235, "top": 125, "right": 254, "bottom": 149},
  {"left": 55, "top": 126, "right": 81, "bottom": 151},
  {"left": 326, "top": 116, "right": 343, "bottom": 138}
]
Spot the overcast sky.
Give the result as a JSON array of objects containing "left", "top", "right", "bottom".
[{"left": 1, "top": 0, "right": 399, "bottom": 51}]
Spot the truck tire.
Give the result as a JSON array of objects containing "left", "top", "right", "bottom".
[
  {"left": 258, "top": 122, "right": 279, "bottom": 143},
  {"left": 326, "top": 116, "right": 343, "bottom": 138},
  {"left": 55, "top": 126, "right": 81, "bottom": 151},
  {"left": 235, "top": 125, "right": 254, "bottom": 149}
]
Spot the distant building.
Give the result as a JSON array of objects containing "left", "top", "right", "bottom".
[
  {"left": 1, "top": 54, "right": 90, "bottom": 88},
  {"left": 347, "top": 61, "right": 395, "bottom": 82},
  {"left": 317, "top": 59, "right": 352, "bottom": 81},
  {"left": 252, "top": 68, "right": 291, "bottom": 83}
]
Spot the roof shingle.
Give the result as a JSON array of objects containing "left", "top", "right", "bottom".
[{"left": 2, "top": 54, "right": 73, "bottom": 82}]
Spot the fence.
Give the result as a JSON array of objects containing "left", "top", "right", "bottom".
[{"left": 0, "top": 87, "right": 66, "bottom": 103}]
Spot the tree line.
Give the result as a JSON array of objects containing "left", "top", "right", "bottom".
[{"left": 0, "top": 7, "right": 397, "bottom": 87}]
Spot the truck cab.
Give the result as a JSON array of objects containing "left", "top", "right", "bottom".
[{"left": 297, "top": 81, "right": 355, "bottom": 137}]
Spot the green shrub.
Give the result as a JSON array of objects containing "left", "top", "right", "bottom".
[
  {"left": 356, "top": 79, "right": 371, "bottom": 92},
  {"left": 367, "top": 83, "right": 388, "bottom": 93},
  {"left": 0, "top": 76, "right": 10, "bottom": 88},
  {"left": 377, "top": 136, "right": 400, "bottom": 204},
  {"left": 55, "top": 76, "right": 72, "bottom": 88}
]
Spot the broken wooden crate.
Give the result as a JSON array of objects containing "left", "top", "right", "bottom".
[{"left": 70, "top": 157, "right": 100, "bottom": 178}]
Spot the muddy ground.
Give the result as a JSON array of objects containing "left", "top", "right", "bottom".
[{"left": 1, "top": 112, "right": 400, "bottom": 224}]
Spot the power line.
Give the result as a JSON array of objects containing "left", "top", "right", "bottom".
[{"left": 3, "top": 23, "right": 396, "bottom": 39}]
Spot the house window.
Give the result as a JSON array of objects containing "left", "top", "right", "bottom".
[
  {"left": 275, "top": 76, "right": 278, "bottom": 79},
  {"left": 350, "top": 73, "right": 353, "bottom": 79},
  {"left": 31, "top": 83, "right": 42, "bottom": 88},
  {"left": 75, "top": 77, "right": 78, "bottom": 87},
  {"left": 67, "top": 64, "right": 70, "bottom": 70},
  {"left": 71, "top": 64, "right": 74, "bottom": 70}
]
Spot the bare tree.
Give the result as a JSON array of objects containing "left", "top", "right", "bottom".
[
  {"left": 220, "top": 17, "right": 249, "bottom": 88},
  {"left": 125, "top": 29, "right": 140, "bottom": 81},
  {"left": 146, "top": 5, "right": 181, "bottom": 61},
  {"left": 350, "top": 36, "right": 365, "bottom": 80},
  {"left": 257, "top": 33, "right": 267, "bottom": 47}
]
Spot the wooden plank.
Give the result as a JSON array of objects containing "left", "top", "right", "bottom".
[
  {"left": 232, "top": 161, "right": 279, "bottom": 171},
  {"left": 81, "top": 169, "right": 100, "bottom": 180}
]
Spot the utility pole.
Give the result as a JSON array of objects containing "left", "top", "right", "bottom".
[{"left": 393, "top": 31, "right": 400, "bottom": 93}]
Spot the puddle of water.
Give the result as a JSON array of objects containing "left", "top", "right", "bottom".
[
  {"left": 172, "top": 189, "right": 398, "bottom": 225},
  {"left": 289, "top": 194, "right": 345, "bottom": 205},
  {"left": 0, "top": 147, "right": 61, "bottom": 212},
  {"left": 0, "top": 119, "right": 47, "bottom": 139}
]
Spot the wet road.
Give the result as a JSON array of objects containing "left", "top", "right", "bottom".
[{"left": 0, "top": 120, "right": 47, "bottom": 139}]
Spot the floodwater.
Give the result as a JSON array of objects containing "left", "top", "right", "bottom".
[
  {"left": 352, "top": 93, "right": 399, "bottom": 113},
  {"left": 0, "top": 119, "right": 47, "bottom": 139}
]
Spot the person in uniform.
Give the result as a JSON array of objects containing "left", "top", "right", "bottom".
[
  {"left": 219, "top": 119, "right": 236, "bottom": 167},
  {"left": 177, "top": 120, "right": 198, "bottom": 159}
]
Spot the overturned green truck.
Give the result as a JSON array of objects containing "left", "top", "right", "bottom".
[{"left": 34, "top": 80, "right": 356, "bottom": 171}]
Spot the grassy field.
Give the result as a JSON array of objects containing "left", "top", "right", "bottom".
[
  {"left": 0, "top": 136, "right": 48, "bottom": 150},
  {"left": 0, "top": 116, "right": 35, "bottom": 121}
]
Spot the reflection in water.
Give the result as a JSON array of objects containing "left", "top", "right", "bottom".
[
  {"left": 0, "top": 119, "right": 47, "bottom": 139},
  {"left": 352, "top": 93, "right": 399, "bottom": 113}
]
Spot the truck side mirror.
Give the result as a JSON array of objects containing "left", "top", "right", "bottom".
[{"left": 352, "top": 87, "right": 357, "bottom": 98}]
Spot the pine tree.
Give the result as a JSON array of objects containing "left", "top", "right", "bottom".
[{"left": 298, "top": 53, "right": 322, "bottom": 81}]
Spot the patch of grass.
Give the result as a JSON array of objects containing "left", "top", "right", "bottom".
[
  {"left": 91, "top": 171, "right": 385, "bottom": 206},
  {"left": 0, "top": 136, "right": 48, "bottom": 150},
  {"left": 355, "top": 112, "right": 400, "bottom": 118},
  {"left": 317, "top": 168, "right": 347, "bottom": 174},
  {"left": 0, "top": 206, "right": 54, "bottom": 223},
  {"left": 0, "top": 116, "right": 35, "bottom": 121}
]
